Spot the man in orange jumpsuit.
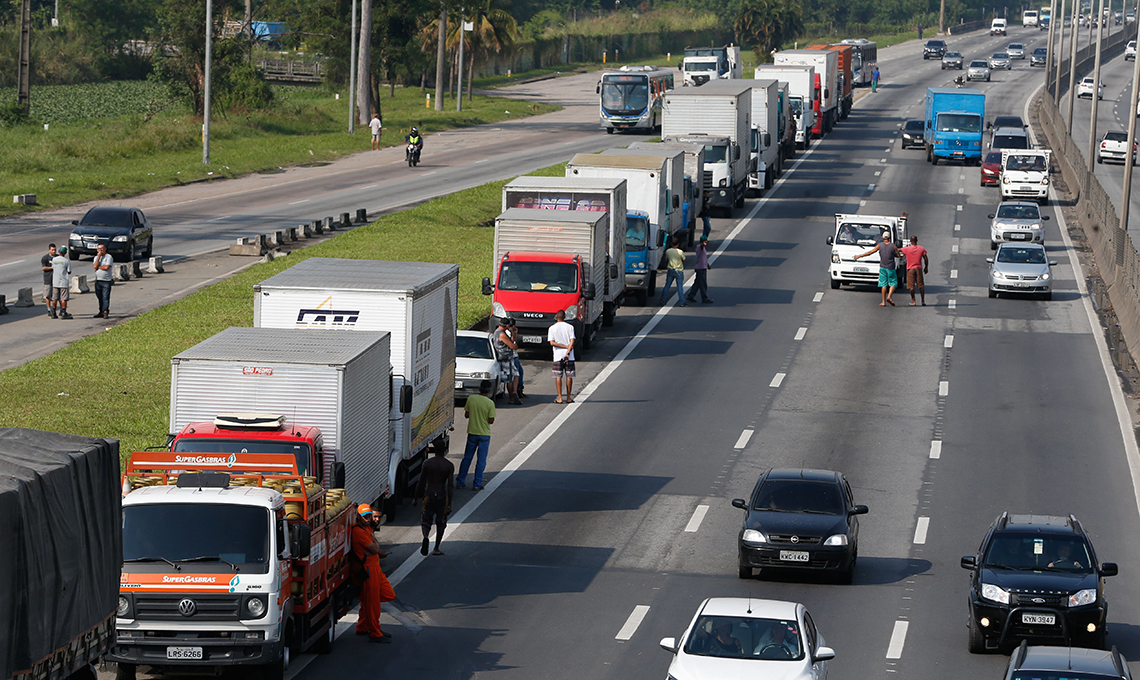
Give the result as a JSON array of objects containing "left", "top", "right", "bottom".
[{"left": 352, "top": 504, "right": 396, "bottom": 643}]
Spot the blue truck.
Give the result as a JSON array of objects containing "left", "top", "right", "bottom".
[{"left": 925, "top": 88, "right": 986, "bottom": 165}]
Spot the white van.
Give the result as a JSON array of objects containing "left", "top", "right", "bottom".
[
  {"left": 991, "top": 18, "right": 1008, "bottom": 35},
  {"left": 1023, "top": 10, "right": 1038, "bottom": 26}
]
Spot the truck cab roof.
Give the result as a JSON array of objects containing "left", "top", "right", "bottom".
[
  {"left": 501, "top": 251, "right": 579, "bottom": 264},
  {"left": 176, "top": 421, "right": 322, "bottom": 442},
  {"left": 123, "top": 483, "right": 282, "bottom": 510}
]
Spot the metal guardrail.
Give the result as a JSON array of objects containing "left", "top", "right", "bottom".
[
  {"left": 949, "top": 19, "right": 989, "bottom": 35},
  {"left": 255, "top": 59, "right": 324, "bottom": 83}
]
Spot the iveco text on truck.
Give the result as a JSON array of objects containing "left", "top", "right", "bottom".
[
  {"left": 755, "top": 64, "right": 817, "bottom": 149},
  {"left": 826, "top": 213, "right": 908, "bottom": 289}
]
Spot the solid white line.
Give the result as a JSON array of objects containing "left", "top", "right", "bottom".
[
  {"left": 206, "top": 215, "right": 231, "bottom": 222},
  {"left": 913, "top": 517, "right": 930, "bottom": 544},
  {"left": 288, "top": 199, "right": 310, "bottom": 205},
  {"left": 886, "top": 620, "right": 910, "bottom": 659},
  {"left": 684, "top": 505, "right": 710, "bottom": 532},
  {"left": 949, "top": 299, "right": 957, "bottom": 309},
  {"left": 616, "top": 605, "right": 651, "bottom": 641},
  {"left": 734, "top": 429, "right": 754, "bottom": 449},
  {"left": 939, "top": 381, "right": 949, "bottom": 396},
  {"left": 950, "top": 269, "right": 958, "bottom": 278},
  {"left": 929, "top": 441, "right": 943, "bottom": 459},
  {"left": 0, "top": 259, "right": 28, "bottom": 269},
  {"left": 813, "top": 292, "right": 824, "bottom": 303},
  {"left": 770, "top": 372, "right": 786, "bottom": 388},
  {"left": 944, "top": 335, "right": 954, "bottom": 348},
  {"left": 794, "top": 327, "right": 807, "bottom": 341}
]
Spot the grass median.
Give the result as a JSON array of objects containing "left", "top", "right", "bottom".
[{"left": 0, "top": 162, "right": 566, "bottom": 462}]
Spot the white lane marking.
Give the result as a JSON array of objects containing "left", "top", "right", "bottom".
[
  {"left": 959, "top": 174, "right": 966, "bottom": 180},
  {"left": 770, "top": 373, "right": 786, "bottom": 388},
  {"left": 474, "top": 159, "right": 490, "bottom": 164},
  {"left": 616, "top": 605, "right": 651, "bottom": 641},
  {"left": 875, "top": 171, "right": 882, "bottom": 176},
  {"left": 939, "top": 381, "right": 949, "bottom": 396},
  {"left": 954, "top": 223, "right": 961, "bottom": 231},
  {"left": 206, "top": 215, "right": 231, "bottom": 222},
  {"left": 794, "top": 327, "right": 807, "bottom": 341},
  {"left": 359, "top": 184, "right": 377, "bottom": 189},
  {"left": 944, "top": 335, "right": 954, "bottom": 348},
  {"left": 952, "top": 244, "right": 959, "bottom": 253},
  {"left": 0, "top": 259, "right": 28, "bottom": 269},
  {"left": 950, "top": 269, "right": 958, "bottom": 278},
  {"left": 813, "top": 292, "right": 824, "bottom": 303},
  {"left": 288, "top": 198, "right": 310, "bottom": 205},
  {"left": 949, "top": 298, "right": 957, "bottom": 309},
  {"left": 957, "top": 205, "right": 963, "bottom": 211},
  {"left": 684, "top": 505, "right": 710, "bottom": 532},
  {"left": 930, "top": 440, "right": 943, "bottom": 459},
  {"left": 860, "top": 200, "right": 867, "bottom": 206},
  {"left": 880, "top": 158, "right": 887, "bottom": 163},
  {"left": 868, "top": 183, "right": 877, "bottom": 190},
  {"left": 913, "top": 517, "right": 930, "bottom": 544},
  {"left": 885, "top": 148, "right": 892, "bottom": 152},
  {"left": 734, "top": 429, "right": 754, "bottom": 449},
  {"left": 958, "top": 187, "right": 965, "bottom": 194},
  {"left": 422, "top": 171, "right": 438, "bottom": 176},
  {"left": 886, "top": 620, "right": 910, "bottom": 659}
]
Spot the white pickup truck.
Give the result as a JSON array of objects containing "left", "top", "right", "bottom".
[
  {"left": 1000, "top": 149, "right": 1050, "bottom": 204},
  {"left": 826, "top": 213, "right": 908, "bottom": 289}
]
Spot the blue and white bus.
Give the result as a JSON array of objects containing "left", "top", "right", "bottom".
[{"left": 597, "top": 65, "right": 675, "bottom": 134}]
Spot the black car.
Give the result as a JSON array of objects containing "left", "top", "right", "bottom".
[
  {"left": 924, "top": 39, "right": 947, "bottom": 59},
  {"left": 901, "top": 119, "right": 925, "bottom": 148},
  {"left": 991, "top": 115, "right": 1027, "bottom": 131},
  {"left": 1031, "top": 47, "right": 1049, "bottom": 66},
  {"left": 961, "top": 513, "right": 1117, "bottom": 653},
  {"left": 1004, "top": 643, "right": 1132, "bottom": 680},
  {"left": 733, "top": 468, "right": 868, "bottom": 583},
  {"left": 68, "top": 206, "right": 154, "bottom": 262}
]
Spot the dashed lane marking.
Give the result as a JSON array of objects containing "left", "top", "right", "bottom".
[
  {"left": 949, "top": 299, "right": 957, "bottom": 309},
  {"left": 930, "top": 441, "right": 943, "bottom": 459},
  {"left": 944, "top": 335, "right": 954, "bottom": 348},
  {"left": 795, "top": 327, "right": 807, "bottom": 341},
  {"left": 813, "top": 292, "right": 824, "bottom": 302},
  {"left": 860, "top": 200, "right": 867, "bottom": 206},
  {"left": 886, "top": 620, "right": 910, "bottom": 659},
  {"left": 957, "top": 205, "right": 963, "bottom": 211},
  {"left": 939, "top": 380, "right": 949, "bottom": 396},
  {"left": 913, "top": 517, "right": 930, "bottom": 544},
  {"left": 952, "top": 244, "right": 959, "bottom": 253},
  {"left": 770, "top": 372, "right": 786, "bottom": 388},
  {"left": 950, "top": 269, "right": 958, "bottom": 278},
  {"left": 616, "top": 605, "right": 651, "bottom": 641},
  {"left": 954, "top": 223, "right": 961, "bottom": 231},
  {"left": 734, "top": 429, "right": 754, "bottom": 449},
  {"left": 875, "top": 171, "right": 882, "bottom": 176},
  {"left": 684, "top": 505, "right": 710, "bottom": 532}
]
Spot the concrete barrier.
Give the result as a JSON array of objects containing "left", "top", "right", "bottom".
[
  {"left": 69, "top": 275, "right": 90, "bottom": 294},
  {"left": 12, "top": 194, "right": 36, "bottom": 205},
  {"left": 111, "top": 263, "right": 132, "bottom": 281},
  {"left": 146, "top": 256, "right": 164, "bottom": 274},
  {"left": 284, "top": 227, "right": 298, "bottom": 242},
  {"left": 355, "top": 208, "right": 368, "bottom": 223},
  {"left": 15, "top": 288, "right": 34, "bottom": 307},
  {"left": 300, "top": 223, "right": 314, "bottom": 238},
  {"left": 339, "top": 212, "right": 351, "bottom": 228},
  {"left": 130, "top": 261, "right": 144, "bottom": 278},
  {"left": 323, "top": 216, "right": 337, "bottom": 231},
  {"left": 268, "top": 230, "right": 286, "bottom": 247},
  {"left": 229, "top": 235, "right": 267, "bottom": 257},
  {"left": 0, "top": 294, "right": 7, "bottom": 315},
  {"left": 260, "top": 249, "right": 290, "bottom": 263},
  {"left": 311, "top": 219, "right": 324, "bottom": 235}
]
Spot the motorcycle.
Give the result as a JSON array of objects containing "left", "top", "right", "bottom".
[
  {"left": 954, "top": 75, "right": 966, "bottom": 88},
  {"left": 406, "top": 143, "right": 422, "bottom": 167}
]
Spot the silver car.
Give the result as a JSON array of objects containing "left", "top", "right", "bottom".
[
  {"left": 989, "top": 52, "right": 1013, "bottom": 69},
  {"left": 989, "top": 201, "right": 1050, "bottom": 249},
  {"left": 968, "top": 60, "right": 992, "bottom": 81},
  {"left": 942, "top": 51, "right": 964, "bottom": 69},
  {"left": 1007, "top": 43, "right": 1026, "bottom": 59},
  {"left": 987, "top": 243, "right": 1057, "bottom": 300}
]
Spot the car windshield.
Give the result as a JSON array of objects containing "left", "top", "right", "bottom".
[
  {"left": 937, "top": 114, "right": 982, "bottom": 133},
  {"left": 983, "top": 534, "right": 1093, "bottom": 572},
  {"left": 1034, "top": 48, "right": 1048, "bottom": 55},
  {"left": 836, "top": 222, "right": 891, "bottom": 246},
  {"left": 81, "top": 208, "right": 133, "bottom": 227},
  {"left": 625, "top": 215, "right": 649, "bottom": 250},
  {"left": 993, "top": 53, "right": 1009, "bottom": 58},
  {"left": 927, "top": 41, "right": 945, "bottom": 47},
  {"left": 704, "top": 145, "right": 729, "bottom": 163},
  {"left": 996, "top": 246, "right": 1048, "bottom": 264},
  {"left": 172, "top": 438, "right": 312, "bottom": 476},
  {"left": 1010, "top": 44, "right": 1023, "bottom": 49},
  {"left": 498, "top": 261, "right": 578, "bottom": 293},
  {"left": 1105, "top": 131, "right": 1128, "bottom": 142},
  {"left": 970, "top": 60, "right": 989, "bottom": 67},
  {"left": 789, "top": 98, "right": 804, "bottom": 117},
  {"left": 997, "top": 204, "right": 1041, "bottom": 219},
  {"left": 993, "top": 135, "right": 1029, "bottom": 149},
  {"left": 456, "top": 335, "right": 493, "bottom": 360},
  {"left": 684, "top": 616, "right": 804, "bottom": 661},
  {"left": 993, "top": 116, "right": 1023, "bottom": 128},
  {"left": 905, "top": 120, "right": 924, "bottom": 132},
  {"left": 985, "top": 151, "right": 1003, "bottom": 164},
  {"left": 1083, "top": 78, "right": 1096, "bottom": 85},
  {"left": 123, "top": 503, "right": 270, "bottom": 570},
  {"left": 753, "top": 479, "right": 844, "bottom": 514},
  {"left": 945, "top": 52, "right": 961, "bottom": 58},
  {"left": 1006, "top": 155, "right": 1047, "bottom": 171}
]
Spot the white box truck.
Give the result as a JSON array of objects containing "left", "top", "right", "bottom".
[
  {"left": 755, "top": 64, "right": 817, "bottom": 150},
  {"left": 601, "top": 147, "right": 687, "bottom": 244},
  {"left": 682, "top": 45, "right": 742, "bottom": 86},
  {"left": 748, "top": 78, "right": 781, "bottom": 194},
  {"left": 628, "top": 140, "right": 705, "bottom": 244},
  {"left": 252, "top": 258, "right": 458, "bottom": 515},
  {"left": 825, "top": 213, "right": 908, "bottom": 289},
  {"left": 663, "top": 80, "right": 753, "bottom": 215},
  {"left": 482, "top": 209, "right": 609, "bottom": 350},
  {"left": 502, "top": 175, "right": 627, "bottom": 325},
  {"left": 775, "top": 49, "right": 838, "bottom": 134},
  {"left": 775, "top": 81, "right": 796, "bottom": 163}
]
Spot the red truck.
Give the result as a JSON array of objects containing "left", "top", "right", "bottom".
[{"left": 811, "top": 44, "right": 854, "bottom": 120}]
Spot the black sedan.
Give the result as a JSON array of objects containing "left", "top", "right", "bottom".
[
  {"left": 68, "top": 206, "right": 154, "bottom": 262},
  {"left": 733, "top": 468, "right": 867, "bottom": 583},
  {"left": 901, "top": 119, "right": 925, "bottom": 148}
]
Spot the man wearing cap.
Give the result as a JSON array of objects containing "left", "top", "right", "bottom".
[
  {"left": 352, "top": 504, "right": 395, "bottom": 643},
  {"left": 50, "top": 246, "right": 74, "bottom": 319},
  {"left": 685, "top": 235, "right": 714, "bottom": 304},
  {"left": 852, "top": 231, "right": 900, "bottom": 307}
]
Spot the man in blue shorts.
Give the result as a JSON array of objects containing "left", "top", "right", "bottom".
[{"left": 853, "top": 231, "right": 899, "bottom": 307}]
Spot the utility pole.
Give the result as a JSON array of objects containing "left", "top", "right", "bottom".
[
  {"left": 1054, "top": 0, "right": 1066, "bottom": 104},
  {"left": 434, "top": 4, "right": 446, "bottom": 111},
  {"left": 1046, "top": 0, "right": 1058, "bottom": 99},
  {"left": 349, "top": 0, "right": 357, "bottom": 134},
  {"left": 1119, "top": 10, "right": 1140, "bottom": 264},
  {"left": 17, "top": 0, "right": 31, "bottom": 114},
  {"left": 940, "top": 0, "right": 947, "bottom": 34},
  {"left": 1089, "top": 0, "right": 1107, "bottom": 171},
  {"left": 456, "top": 8, "right": 464, "bottom": 112},
  {"left": 1066, "top": 0, "right": 1079, "bottom": 132},
  {"left": 203, "top": 0, "right": 213, "bottom": 165},
  {"left": 357, "top": 0, "right": 372, "bottom": 125}
]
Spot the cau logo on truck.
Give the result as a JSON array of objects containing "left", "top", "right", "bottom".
[{"left": 295, "top": 296, "right": 359, "bottom": 328}]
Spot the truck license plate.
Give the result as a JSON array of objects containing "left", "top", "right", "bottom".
[
  {"left": 166, "top": 647, "right": 203, "bottom": 660},
  {"left": 521, "top": 335, "right": 542, "bottom": 344},
  {"left": 779, "top": 550, "right": 810, "bottom": 562},
  {"left": 1021, "top": 613, "right": 1056, "bottom": 625},
  {"left": 854, "top": 266, "right": 869, "bottom": 273},
  {"left": 455, "top": 381, "right": 463, "bottom": 389}
]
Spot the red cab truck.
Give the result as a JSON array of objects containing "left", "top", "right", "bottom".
[{"left": 811, "top": 44, "right": 854, "bottom": 120}]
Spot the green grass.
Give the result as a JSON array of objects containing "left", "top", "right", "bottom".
[
  {"left": 0, "top": 161, "right": 567, "bottom": 462},
  {"left": 0, "top": 84, "right": 558, "bottom": 217}
]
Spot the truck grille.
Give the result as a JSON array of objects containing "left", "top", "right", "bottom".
[
  {"left": 1012, "top": 592, "right": 1066, "bottom": 607},
  {"left": 134, "top": 593, "right": 242, "bottom": 621},
  {"left": 703, "top": 170, "right": 713, "bottom": 190}
]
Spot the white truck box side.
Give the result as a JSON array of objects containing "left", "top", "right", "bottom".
[
  {"left": 566, "top": 154, "right": 668, "bottom": 238},
  {"left": 661, "top": 81, "right": 752, "bottom": 209},
  {"left": 627, "top": 141, "right": 705, "bottom": 220},
  {"left": 600, "top": 148, "right": 685, "bottom": 238},
  {"left": 775, "top": 49, "right": 838, "bottom": 123},
  {"left": 755, "top": 65, "right": 816, "bottom": 146},
  {"left": 749, "top": 79, "right": 780, "bottom": 190}
]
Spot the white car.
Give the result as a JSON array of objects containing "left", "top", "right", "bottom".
[
  {"left": 967, "top": 60, "right": 992, "bottom": 81},
  {"left": 454, "top": 330, "right": 506, "bottom": 401},
  {"left": 1127, "top": 40, "right": 1137, "bottom": 61},
  {"left": 1008, "top": 43, "right": 1026, "bottom": 59},
  {"left": 1098, "top": 130, "right": 1136, "bottom": 164},
  {"left": 659, "top": 598, "right": 835, "bottom": 680},
  {"left": 1077, "top": 76, "right": 1104, "bottom": 99}
]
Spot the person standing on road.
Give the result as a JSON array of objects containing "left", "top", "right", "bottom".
[
  {"left": 41, "top": 243, "right": 58, "bottom": 318},
  {"left": 685, "top": 235, "right": 714, "bottom": 304},
  {"left": 50, "top": 247, "right": 73, "bottom": 319},
  {"left": 494, "top": 318, "right": 520, "bottom": 405},
  {"left": 918, "top": 24, "right": 924, "bottom": 39},
  {"left": 659, "top": 236, "right": 687, "bottom": 306},
  {"left": 701, "top": 197, "right": 712, "bottom": 240},
  {"left": 548, "top": 310, "right": 576, "bottom": 404},
  {"left": 507, "top": 319, "right": 527, "bottom": 399},
  {"left": 369, "top": 113, "right": 383, "bottom": 150},
  {"left": 352, "top": 504, "right": 394, "bottom": 643},
  {"left": 900, "top": 235, "right": 929, "bottom": 306},
  {"left": 92, "top": 243, "right": 113, "bottom": 319},
  {"left": 457, "top": 380, "right": 496, "bottom": 491},
  {"left": 871, "top": 67, "right": 880, "bottom": 93},
  {"left": 416, "top": 447, "right": 455, "bottom": 556},
  {"left": 853, "top": 231, "right": 899, "bottom": 307}
]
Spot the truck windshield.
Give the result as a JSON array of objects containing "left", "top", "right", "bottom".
[
  {"left": 936, "top": 114, "right": 981, "bottom": 133},
  {"left": 1006, "top": 155, "right": 1046, "bottom": 171},
  {"left": 123, "top": 504, "right": 270, "bottom": 571},
  {"left": 626, "top": 215, "right": 649, "bottom": 251},
  {"left": 173, "top": 439, "right": 312, "bottom": 476},
  {"left": 686, "top": 61, "right": 716, "bottom": 71},
  {"left": 704, "top": 145, "right": 728, "bottom": 163},
  {"left": 751, "top": 128, "right": 761, "bottom": 152},
  {"left": 601, "top": 76, "right": 649, "bottom": 115},
  {"left": 498, "top": 262, "right": 578, "bottom": 293},
  {"left": 789, "top": 97, "right": 804, "bottom": 118},
  {"left": 836, "top": 222, "right": 892, "bottom": 246}
]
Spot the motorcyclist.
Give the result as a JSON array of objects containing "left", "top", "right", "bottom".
[{"left": 405, "top": 127, "right": 423, "bottom": 162}]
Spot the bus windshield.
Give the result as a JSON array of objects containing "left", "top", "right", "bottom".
[{"left": 601, "top": 76, "right": 649, "bottom": 115}]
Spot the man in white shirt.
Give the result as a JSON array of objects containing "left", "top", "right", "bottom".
[
  {"left": 51, "top": 247, "right": 73, "bottom": 320},
  {"left": 369, "top": 113, "right": 383, "bottom": 150},
  {"left": 92, "top": 243, "right": 114, "bottom": 318},
  {"left": 547, "top": 310, "right": 576, "bottom": 403}
]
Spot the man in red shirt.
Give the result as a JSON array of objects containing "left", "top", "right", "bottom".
[
  {"left": 352, "top": 504, "right": 396, "bottom": 642},
  {"left": 900, "top": 235, "right": 930, "bottom": 306}
]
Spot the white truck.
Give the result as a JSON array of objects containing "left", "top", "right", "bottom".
[
  {"left": 748, "top": 78, "right": 781, "bottom": 194},
  {"left": 502, "top": 175, "right": 627, "bottom": 324},
  {"left": 682, "top": 45, "right": 742, "bottom": 86},
  {"left": 775, "top": 82, "right": 796, "bottom": 163},
  {"left": 663, "top": 80, "right": 753, "bottom": 215},
  {"left": 602, "top": 147, "right": 687, "bottom": 244},
  {"left": 1023, "top": 9, "right": 1039, "bottom": 26},
  {"left": 1000, "top": 149, "right": 1051, "bottom": 204},
  {"left": 252, "top": 258, "right": 458, "bottom": 515},
  {"left": 629, "top": 140, "right": 705, "bottom": 241},
  {"left": 755, "top": 64, "right": 817, "bottom": 150},
  {"left": 825, "top": 213, "right": 908, "bottom": 289},
  {"left": 775, "top": 49, "right": 838, "bottom": 134}
]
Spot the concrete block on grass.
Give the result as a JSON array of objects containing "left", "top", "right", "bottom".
[
  {"left": 268, "top": 230, "right": 286, "bottom": 247},
  {"left": 12, "top": 194, "right": 36, "bottom": 205},
  {"left": 300, "top": 223, "right": 313, "bottom": 238},
  {"left": 311, "top": 219, "right": 323, "bottom": 235},
  {"left": 15, "top": 288, "right": 35, "bottom": 307},
  {"left": 339, "top": 212, "right": 351, "bottom": 228},
  {"left": 70, "top": 275, "right": 90, "bottom": 294},
  {"left": 284, "top": 227, "right": 298, "bottom": 242}
]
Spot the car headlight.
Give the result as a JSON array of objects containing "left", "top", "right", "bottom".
[
  {"left": 1041, "top": 178, "right": 1049, "bottom": 184},
  {"left": 823, "top": 534, "right": 849, "bottom": 546},
  {"left": 69, "top": 233, "right": 81, "bottom": 241},
  {"left": 112, "top": 235, "right": 129, "bottom": 242},
  {"left": 1031, "top": 223, "right": 1042, "bottom": 229},
  {"left": 981, "top": 583, "right": 1011, "bottom": 604},
  {"left": 1068, "top": 588, "right": 1097, "bottom": 607},
  {"left": 742, "top": 529, "right": 767, "bottom": 545},
  {"left": 246, "top": 596, "right": 267, "bottom": 618},
  {"left": 117, "top": 596, "right": 130, "bottom": 617},
  {"left": 1003, "top": 176, "right": 1011, "bottom": 184},
  {"left": 992, "top": 271, "right": 1005, "bottom": 279},
  {"left": 1040, "top": 272, "right": 1051, "bottom": 280},
  {"left": 492, "top": 302, "right": 506, "bottom": 318},
  {"left": 983, "top": 168, "right": 996, "bottom": 175},
  {"left": 565, "top": 305, "right": 578, "bottom": 319},
  {"left": 475, "top": 371, "right": 492, "bottom": 379}
]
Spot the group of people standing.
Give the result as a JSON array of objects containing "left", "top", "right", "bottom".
[
  {"left": 40, "top": 242, "right": 115, "bottom": 320},
  {"left": 853, "top": 233, "right": 929, "bottom": 307}
]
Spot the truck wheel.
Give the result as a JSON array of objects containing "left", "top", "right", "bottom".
[
  {"left": 734, "top": 189, "right": 745, "bottom": 209},
  {"left": 635, "top": 289, "right": 648, "bottom": 306},
  {"left": 114, "top": 664, "right": 136, "bottom": 680},
  {"left": 70, "top": 665, "right": 97, "bottom": 680},
  {"left": 606, "top": 128, "right": 614, "bottom": 134},
  {"left": 932, "top": 154, "right": 939, "bottom": 166},
  {"left": 312, "top": 613, "right": 336, "bottom": 654}
]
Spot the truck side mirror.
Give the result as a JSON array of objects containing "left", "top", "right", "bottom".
[
  {"left": 824, "top": 88, "right": 830, "bottom": 99},
  {"left": 657, "top": 230, "right": 667, "bottom": 247},
  {"left": 735, "top": 146, "right": 741, "bottom": 160},
  {"left": 584, "top": 281, "right": 597, "bottom": 301},
  {"left": 763, "top": 133, "right": 771, "bottom": 147},
  {"left": 481, "top": 276, "right": 493, "bottom": 296},
  {"left": 610, "top": 263, "right": 619, "bottom": 279},
  {"left": 400, "top": 384, "right": 413, "bottom": 414},
  {"left": 292, "top": 524, "right": 312, "bottom": 559},
  {"left": 826, "top": 236, "right": 834, "bottom": 245},
  {"left": 331, "top": 462, "right": 346, "bottom": 489},
  {"left": 673, "top": 194, "right": 680, "bottom": 209}
]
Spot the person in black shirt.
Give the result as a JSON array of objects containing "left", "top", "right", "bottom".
[
  {"left": 416, "top": 444, "right": 455, "bottom": 556},
  {"left": 41, "top": 243, "right": 58, "bottom": 318}
]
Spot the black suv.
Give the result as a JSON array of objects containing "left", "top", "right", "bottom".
[
  {"left": 924, "top": 40, "right": 947, "bottom": 59},
  {"left": 1004, "top": 642, "right": 1132, "bottom": 680},
  {"left": 961, "top": 513, "right": 1117, "bottom": 653}
]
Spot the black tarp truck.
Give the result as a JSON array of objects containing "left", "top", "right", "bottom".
[{"left": 0, "top": 429, "right": 121, "bottom": 680}]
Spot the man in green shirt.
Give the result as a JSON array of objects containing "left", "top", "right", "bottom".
[
  {"left": 659, "top": 236, "right": 687, "bottom": 306},
  {"left": 457, "top": 380, "right": 496, "bottom": 491}
]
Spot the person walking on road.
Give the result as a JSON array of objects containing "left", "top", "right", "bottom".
[
  {"left": 457, "top": 380, "right": 496, "bottom": 491},
  {"left": 871, "top": 67, "right": 880, "bottom": 93},
  {"left": 548, "top": 310, "right": 576, "bottom": 404},
  {"left": 92, "top": 243, "right": 113, "bottom": 318},
  {"left": 918, "top": 24, "right": 924, "bottom": 39},
  {"left": 369, "top": 113, "right": 383, "bottom": 150},
  {"left": 685, "top": 235, "right": 714, "bottom": 304},
  {"left": 494, "top": 318, "right": 520, "bottom": 405},
  {"left": 41, "top": 243, "right": 58, "bottom": 318},
  {"left": 900, "top": 235, "right": 930, "bottom": 306},
  {"left": 50, "top": 247, "right": 73, "bottom": 319},
  {"left": 701, "top": 197, "right": 712, "bottom": 240},
  {"left": 352, "top": 504, "right": 394, "bottom": 643},
  {"left": 416, "top": 447, "right": 455, "bottom": 556},
  {"left": 659, "top": 236, "right": 687, "bottom": 306},
  {"left": 853, "top": 231, "right": 899, "bottom": 307}
]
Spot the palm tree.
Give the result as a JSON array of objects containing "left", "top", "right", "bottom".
[
  {"left": 735, "top": 0, "right": 804, "bottom": 62},
  {"left": 421, "top": 0, "right": 520, "bottom": 101}
]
